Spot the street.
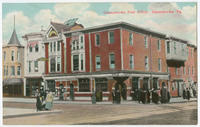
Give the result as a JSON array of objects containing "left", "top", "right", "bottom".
[{"left": 3, "top": 101, "right": 197, "bottom": 125}]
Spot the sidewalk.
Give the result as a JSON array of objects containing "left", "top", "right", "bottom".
[
  {"left": 3, "top": 97, "right": 197, "bottom": 104},
  {"left": 3, "top": 107, "right": 62, "bottom": 119}
]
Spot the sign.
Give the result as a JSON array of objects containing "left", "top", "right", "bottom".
[{"left": 64, "top": 18, "right": 78, "bottom": 26}]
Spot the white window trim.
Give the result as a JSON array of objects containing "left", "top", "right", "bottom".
[
  {"left": 79, "top": 34, "right": 85, "bottom": 49},
  {"left": 57, "top": 56, "right": 61, "bottom": 72},
  {"left": 108, "top": 31, "right": 114, "bottom": 44},
  {"left": 109, "top": 53, "right": 115, "bottom": 69},
  {"left": 71, "top": 53, "right": 85, "bottom": 72},
  {"left": 95, "top": 55, "right": 101, "bottom": 70}
]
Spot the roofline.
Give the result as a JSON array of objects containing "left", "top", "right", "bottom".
[
  {"left": 22, "top": 32, "right": 44, "bottom": 39},
  {"left": 64, "top": 21, "right": 166, "bottom": 37},
  {"left": 166, "top": 36, "right": 188, "bottom": 44},
  {"left": 187, "top": 43, "right": 197, "bottom": 48}
]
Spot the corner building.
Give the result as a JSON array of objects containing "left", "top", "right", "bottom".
[{"left": 44, "top": 22, "right": 172, "bottom": 101}]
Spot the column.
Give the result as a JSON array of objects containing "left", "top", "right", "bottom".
[{"left": 23, "top": 78, "right": 26, "bottom": 96}]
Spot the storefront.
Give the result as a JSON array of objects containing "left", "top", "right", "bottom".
[
  {"left": 3, "top": 78, "right": 24, "bottom": 97},
  {"left": 26, "top": 78, "right": 43, "bottom": 97}
]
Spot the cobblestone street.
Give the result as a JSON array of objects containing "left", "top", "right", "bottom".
[{"left": 3, "top": 101, "right": 197, "bottom": 125}]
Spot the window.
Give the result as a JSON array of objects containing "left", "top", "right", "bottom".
[
  {"left": 144, "top": 36, "right": 148, "bottom": 48},
  {"left": 17, "top": 51, "right": 20, "bottom": 61},
  {"left": 17, "top": 66, "right": 21, "bottom": 76},
  {"left": 174, "top": 42, "right": 176, "bottom": 54},
  {"left": 57, "top": 57, "right": 61, "bottom": 72},
  {"left": 3, "top": 66, "right": 6, "bottom": 76},
  {"left": 129, "top": 55, "right": 134, "bottom": 69},
  {"left": 6, "top": 66, "right": 8, "bottom": 76},
  {"left": 96, "top": 56, "right": 101, "bottom": 70},
  {"left": 95, "top": 78, "right": 108, "bottom": 92},
  {"left": 129, "top": 33, "right": 133, "bottom": 45},
  {"left": 50, "top": 58, "right": 56, "bottom": 72},
  {"left": 53, "top": 42, "right": 56, "bottom": 52},
  {"left": 109, "top": 31, "right": 114, "bottom": 44},
  {"left": 73, "top": 55, "right": 79, "bottom": 71},
  {"left": 132, "top": 77, "right": 139, "bottom": 90},
  {"left": 34, "top": 61, "right": 38, "bottom": 72},
  {"left": 79, "top": 78, "right": 90, "bottom": 92},
  {"left": 11, "top": 66, "right": 15, "bottom": 76},
  {"left": 95, "top": 34, "right": 100, "bottom": 46},
  {"left": 145, "top": 56, "right": 148, "bottom": 70},
  {"left": 35, "top": 44, "right": 39, "bottom": 52},
  {"left": 3, "top": 51, "right": 6, "bottom": 61},
  {"left": 29, "top": 46, "right": 32, "bottom": 52},
  {"left": 81, "top": 54, "right": 84, "bottom": 71},
  {"left": 109, "top": 53, "right": 115, "bottom": 69},
  {"left": 167, "top": 41, "right": 170, "bottom": 54},
  {"left": 157, "top": 40, "right": 161, "bottom": 51},
  {"left": 57, "top": 41, "right": 60, "bottom": 51},
  {"left": 29, "top": 61, "right": 31, "bottom": 72},
  {"left": 11, "top": 51, "right": 14, "bottom": 61},
  {"left": 80, "top": 36, "right": 84, "bottom": 49},
  {"left": 158, "top": 58, "right": 161, "bottom": 71},
  {"left": 76, "top": 41, "right": 79, "bottom": 50},
  {"left": 72, "top": 41, "right": 76, "bottom": 50}
]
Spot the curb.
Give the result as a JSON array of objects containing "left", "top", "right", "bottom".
[{"left": 3, "top": 110, "right": 62, "bottom": 119}]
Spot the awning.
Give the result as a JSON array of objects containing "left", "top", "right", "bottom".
[{"left": 3, "top": 78, "right": 23, "bottom": 86}]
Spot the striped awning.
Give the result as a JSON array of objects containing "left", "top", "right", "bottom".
[{"left": 3, "top": 78, "right": 23, "bottom": 86}]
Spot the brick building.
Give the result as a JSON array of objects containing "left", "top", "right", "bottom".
[{"left": 42, "top": 22, "right": 197, "bottom": 101}]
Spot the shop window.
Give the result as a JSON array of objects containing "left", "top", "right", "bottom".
[
  {"left": 95, "top": 78, "right": 108, "bottom": 92},
  {"left": 132, "top": 77, "right": 139, "bottom": 91},
  {"left": 79, "top": 78, "right": 90, "bottom": 92}
]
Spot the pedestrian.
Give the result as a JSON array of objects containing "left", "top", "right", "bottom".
[
  {"left": 187, "top": 88, "right": 190, "bottom": 101},
  {"left": 45, "top": 91, "right": 54, "bottom": 110},
  {"left": 183, "top": 88, "right": 186, "bottom": 99},
  {"left": 36, "top": 92, "right": 42, "bottom": 111},
  {"left": 112, "top": 89, "right": 115, "bottom": 104}
]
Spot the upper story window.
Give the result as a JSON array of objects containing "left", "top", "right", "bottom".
[
  {"left": 175, "top": 67, "right": 178, "bottom": 75},
  {"left": 96, "top": 56, "right": 101, "bottom": 70},
  {"left": 167, "top": 41, "right": 170, "bottom": 54},
  {"left": 144, "top": 36, "right": 148, "bottom": 48},
  {"left": 95, "top": 34, "right": 100, "bottom": 46},
  {"left": 34, "top": 61, "right": 38, "bottom": 72},
  {"left": 57, "top": 57, "right": 61, "bottom": 72},
  {"left": 35, "top": 44, "right": 39, "bottom": 52},
  {"left": 72, "top": 41, "right": 76, "bottom": 50},
  {"left": 157, "top": 40, "right": 161, "bottom": 51},
  {"left": 73, "top": 55, "right": 79, "bottom": 71},
  {"left": 158, "top": 58, "right": 161, "bottom": 72},
  {"left": 29, "top": 61, "right": 31, "bottom": 72},
  {"left": 129, "top": 33, "right": 133, "bottom": 45},
  {"left": 174, "top": 42, "right": 176, "bottom": 54},
  {"left": 129, "top": 54, "right": 134, "bottom": 69},
  {"left": 3, "top": 51, "right": 6, "bottom": 61},
  {"left": 108, "top": 31, "right": 114, "bottom": 44},
  {"left": 109, "top": 53, "right": 115, "bottom": 69},
  {"left": 183, "top": 66, "right": 186, "bottom": 75},
  {"left": 50, "top": 58, "right": 56, "bottom": 72},
  {"left": 50, "top": 42, "right": 52, "bottom": 52},
  {"left": 53, "top": 42, "right": 56, "bottom": 52},
  {"left": 11, "top": 51, "right": 14, "bottom": 61},
  {"left": 191, "top": 48, "right": 193, "bottom": 57},
  {"left": 17, "top": 66, "right": 21, "bottom": 76},
  {"left": 145, "top": 56, "right": 148, "bottom": 70},
  {"left": 11, "top": 66, "right": 15, "bottom": 76},
  {"left": 57, "top": 41, "right": 60, "bottom": 51},
  {"left": 181, "top": 44, "right": 184, "bottom": 56},
  {"left": 76, "top": 41, "right": 79, "bottom": 50},
  {"left": 80, "top": 54, "right": 84, "bottom": 71},
  {"left": 80, "top": 35, "right": 84, "bottom": 49},
  {"left": 3, "top": 66, "right": 6, "bottom": 76},
  {"left": 17, "top": 51, "right": 20, "bottom": 61}
]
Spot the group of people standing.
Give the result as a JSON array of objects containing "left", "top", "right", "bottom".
[{"left": 36, "top": 86, "right": 53, "bottom": 111}]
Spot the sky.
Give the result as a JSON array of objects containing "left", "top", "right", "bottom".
[{"left": 2, "top": 2, "right": 197, "bottom": 45}]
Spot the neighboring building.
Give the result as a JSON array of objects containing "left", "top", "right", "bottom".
[
  {"left": 3, "top": 26, "right": 24, "bottom": 97},
  {"left": 22, "top": 31, "right": 45, "bottom": 97},
  {"left": 43, "top": 22, "right": 172, "bottom": 100}
]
